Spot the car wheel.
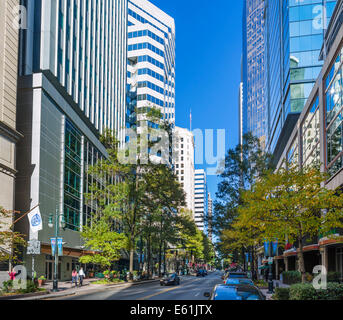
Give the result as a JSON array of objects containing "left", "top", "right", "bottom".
[{"left": 160, "top": 283, "right": 164, "bottom": 286}]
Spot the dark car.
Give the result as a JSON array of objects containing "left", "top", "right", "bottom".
[
  {"left": 203, "top": 270, "right": 208, "bottom": 276},
  {"left": 160, "top": 273, "right": 180, "bottom": 286},
  {"left": 204, "top": 284, "right": 266, "bottom": 301},
  {"left": 196, "top": 269, "right": 205, "bottom": 277}
]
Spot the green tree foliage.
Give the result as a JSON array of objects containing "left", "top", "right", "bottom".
[
  {"left": 79, "top": 218, "right": 127, "bottom": 269},
  {"left": 0, "top": 207, "right": 26, "bottom": 266},
  {"left": 239, "top": 164, "right": 343, "bottom": 283},
  {"left": 213, "top": 133, "right": 273, "bottom": 273}
]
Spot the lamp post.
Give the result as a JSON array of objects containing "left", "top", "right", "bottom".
[
  {"left": 265, "top": 241, "right": 276, "bottom": 294},
  {"left": 48, "top": 206, "right": 66, "bottom": 292}
]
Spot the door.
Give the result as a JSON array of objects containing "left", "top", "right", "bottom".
[{"left": 45, "top": 262, "right": 53, "bottom": 280}]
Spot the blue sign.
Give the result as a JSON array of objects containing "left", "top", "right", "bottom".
[
  {"left": 51, "top": 238, "right": 56, "bottom": 256},
  {"left": 57, "top": 238, "right": 63, "bottom": 257},
  {"left": 31, "top": 214, "right": 41, "bottom": 227},
  {"left": 272, "top": 241, "right": 278, "bottom": 256},
  {"left": 264, "top": 241, "right": 270, "bottom": 257}
]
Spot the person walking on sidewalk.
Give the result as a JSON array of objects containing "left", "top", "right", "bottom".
[
  {"left": 71, "top": 269, "right": 78, "bottom": 287},
  {"left": 78, "top": 267, "right": 85, "bottom": 287}
]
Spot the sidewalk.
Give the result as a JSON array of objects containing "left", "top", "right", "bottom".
[
  {"left": 260, "top": 280, "right": 290, "bottom": 300},
  {"left": 16, "top": 278, "right": 162, "bottom": 300}
]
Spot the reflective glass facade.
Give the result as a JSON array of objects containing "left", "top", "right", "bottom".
[
  {"left": 326, "top": 47, "right": 343, "bottom": 176},
  {"left": 243, "top": 0, "right": 266, "bottom": 141},
  {"left": 19, "top": 0, "right": 128, "bottom": 141},
  {"left": 265, "top": 0, "right": 337, "bottom": 156}
]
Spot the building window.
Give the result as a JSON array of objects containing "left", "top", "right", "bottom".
[
  {"left": 326, "top": 50, "right": 343, "bottom": 176},
  {"left": 64, "top": 119, "right": 82, "bottom": 231}
]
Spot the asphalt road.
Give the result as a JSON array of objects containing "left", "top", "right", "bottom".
[{"left": 54, "top": 271, "right": 223, "bottom": 300}]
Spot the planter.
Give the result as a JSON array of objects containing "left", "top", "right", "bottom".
[
  {"left": 89, "top": 272, "right": 94, "bottom": 278},
  {"left": 38, "top": 279, "right": 45, "bottom": 287}
]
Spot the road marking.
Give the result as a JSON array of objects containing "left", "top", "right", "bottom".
[
  {"left": 137, "top": 279, "right": 200, "bottom": 300},
  {"left": 137, "top": 286, "right": 179, "bottom": 300},
  {"left": 195, "top": 292, "right": 200, "bottom": 297}
]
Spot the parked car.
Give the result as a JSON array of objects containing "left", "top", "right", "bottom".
[
  {"left": 224, "top": 278, "right": 254, "bottom": 286},
  {"left": 203, "top": 270, "right": 208, "bottom": 276},
  {"left": 204, "top": 284, "right": 266, "bottom": 300},
  {"left": 196, "top": 269, "right": 206, "bottom": 277},
  {"left": 160, "top": 273, "right": 180, "bottom": 286},
  {"left": 224, "top": 272, "right": 249, "bottom": 281}
]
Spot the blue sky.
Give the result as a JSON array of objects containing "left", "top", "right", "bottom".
[{"left": 149, "top": 0, "right": 244, "bottom": 202}]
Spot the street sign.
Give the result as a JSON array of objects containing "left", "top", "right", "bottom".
[
  {"left": 268, "top": 257, "right": 273, "bottom": 265},
  {"left": 27, "top": 240, "right": 41, "bottom": 255}
]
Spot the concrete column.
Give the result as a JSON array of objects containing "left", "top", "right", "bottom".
[
  {"left": 284, "top": 257, "right": 289, "bottom": 272},
  {"left": 320, "top": 246, "right": 329, "bottom": 271}
]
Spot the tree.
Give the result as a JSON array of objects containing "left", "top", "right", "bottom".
[
  {"left": 0, "top": 207, "right": 26, "bottom": 267},
  {"left": 239, "top": 164, "right": 343, "bottom": 283},
  {"left": 202, "top": 234, "right": 215, "bottom": 266},
  {"left": 79, "top": 217, "right": 127, "bottom": 269},
  {"left": 82, "top": 105, "right": 186, "bottom": 279},
  {"left": 213, "top": 133, "right": 274, "bottom": 274}
]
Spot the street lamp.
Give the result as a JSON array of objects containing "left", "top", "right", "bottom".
[
  {"left": 48, "top": 206, "right": 66, "bottom": 292},
  {"left": 264, "top": 240, "right": 276, "bottom": 294}
]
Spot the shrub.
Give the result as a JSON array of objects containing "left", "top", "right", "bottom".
[
  {"left": 2, "top": 280, "right": 13, "bottom": 293},
  {"left": 327, "top": 272, "right": 341, "bottom": 283},
  {"left": 17, "top": 280, "right": 39, "bottom": 294},
  {"left": 305, "top": 273, "right": 313, "bottom": 283},
  {"left": 273, "top": 287, "right": 290, "bottom": 300},
  {"left": 39, "top": 276, "right": 46, "bottom": 281},
  {"left": 282, "top": 271, "right": 301, "bottom": 285},
  {"left": 290, "top": 283, "right": 343, "bottom": 300}
]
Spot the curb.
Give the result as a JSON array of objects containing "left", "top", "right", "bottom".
[
  {"left": 0, "top": 290, "right": 49, "bottom": 300},
  {"left": 17, "top": 279, "right": 161, "bottom": 300}
]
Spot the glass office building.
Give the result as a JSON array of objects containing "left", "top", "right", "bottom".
[
  {"left": 127, "top": 0, "right": 176, "bottom": 128},
  {"left": 194, "top": 169, "right": 208, "bottom": 232},
  {"left": 265, "top": 0, "right": 337, "bottom": 162},
  {"left": 242, "top": 0, "right": 267, "bottom": 143},
  {"left": 16, "top": 0, "right": 128, "bottom": 279}
]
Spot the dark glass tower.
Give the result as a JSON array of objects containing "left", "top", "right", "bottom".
[
  {"left": 265, "top": 0, "right": 337, "bottom": 163},
  {"left": 242, "top": 0, "right": 267, "bottom": 146}
]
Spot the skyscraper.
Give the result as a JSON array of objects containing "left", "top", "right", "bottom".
[
  {"left": 0, "top": 0, "right": 21, "bottom": 271},
  {"left": 174, "top": 127, "right": 195, "bottom": 217},
  {"left": 242, "top": 0, "right": 266, "bottom": 143},
  {"left": 265, "top": 0, "right": 337, "bottom": 163},
  {"left": 15, "top": 0, "right": 128, "bottom": 279},
  {"left": 194, "top": 169, "right": 208, "bottom": 232},
  {"left": 207, "top": 193, "right": 213, "bottom": 243},
  {"left": 127, "top": 0, "right": 176, "bottom": 128}
]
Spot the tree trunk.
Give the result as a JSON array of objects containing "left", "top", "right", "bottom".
[
  {"left": 158, "top": 241, "right": 162, "bottom": 277},
  {"left": 147, "top": 235, "right": 151, "bottom": 279},
  {"left": 298, "top": 238, "right": 306, "bottom": 283},
  {"left": 129, "top": 236, "right": 135, "bottom": 281},
  {"left": 163, "top": 242, "right": 167, "bottom": 275}
]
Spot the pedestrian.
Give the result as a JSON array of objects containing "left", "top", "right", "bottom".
[
  {"left": 78, "top": 267, "right": 85, "bottom": 287},
  {"left": 71, "top": 269, "right": 78, "bottom": 287}
]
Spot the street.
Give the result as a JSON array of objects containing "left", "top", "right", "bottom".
[{"left": 52, "top": 272, "right": 222, "bottom": 300}]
